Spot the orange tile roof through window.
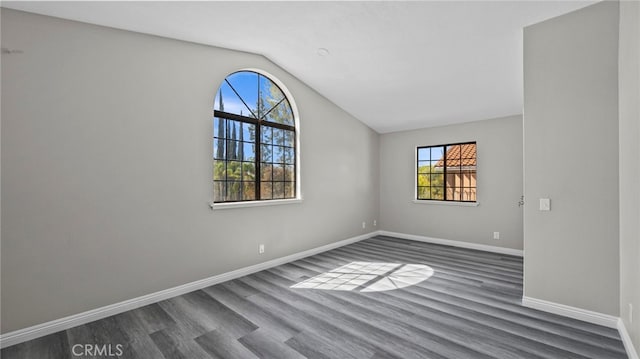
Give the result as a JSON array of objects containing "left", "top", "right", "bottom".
[{"left": 435, "top": 143, "right": 476, "bottom": 167}]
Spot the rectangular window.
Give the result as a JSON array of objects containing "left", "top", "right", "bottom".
[
  {"left": 214, "top": 116, "right": 296, "bottom": 203},
  {"left": 417, "top": 142, "right": 476, "bottom": 202}
]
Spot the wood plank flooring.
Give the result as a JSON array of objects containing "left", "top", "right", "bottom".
[{"left": 1, "top": 236, "right": 628, "bottom": 358}]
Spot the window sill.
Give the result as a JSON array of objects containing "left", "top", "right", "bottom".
[
  {"left": 412, "top": 200, "right": 479, "bottom": 207},
  {"left": 210, "top": 198, "right": 303, "bottom": 210}
]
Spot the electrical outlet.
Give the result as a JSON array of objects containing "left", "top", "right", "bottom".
[
  {"left": 630, "top": 303, "right": 633, "bottom": 324},
  {"left": 373, "top": 220, "right": 377, "bottom": 227},
  {"left": 259, "top": 244, "right": 265, "bottom": 254},
  {"left": 362, "top": 222, "right": 366, "bottom": 229},
  {"left": 493, "top": 232, "right": 500, "bottom": 240}
]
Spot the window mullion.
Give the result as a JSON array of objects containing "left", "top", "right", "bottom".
[
  {"left": 443, "top": 149, "right": 447, "bottom": 201},
  {"left": 256, "top": 120, "right": 262, "bottom": 200},
  {"left": 225, "top": 119, "right": 229, "bottom": 201}
]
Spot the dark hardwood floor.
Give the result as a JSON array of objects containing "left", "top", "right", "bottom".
[{"left": 1, "top": 236, "right": 628, "bottom": 358}]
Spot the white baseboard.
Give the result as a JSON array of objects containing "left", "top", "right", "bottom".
[
  {"left": 0, "top": 231, "right": 376, "bottom": 349},
  {"left": 377, "top": 230, "right": 523, "bottom": 257},
  {"left": 522, "top": 296, "right": 619, "bottom": 328},
  {"left": 523, "top": 297, "right": 640, "bottom": 358},
  {"left": 618, "top": 318, "right": 639, "bottom": 359}
]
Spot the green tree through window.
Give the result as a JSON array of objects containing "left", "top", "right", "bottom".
[{"left": 214, "top": 71, "right": 296, "bottom": 203}]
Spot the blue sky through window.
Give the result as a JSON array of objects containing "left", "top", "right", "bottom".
[
  {"left": 216, "top": 72, "right": 273, "bottom": 112},
  {"left": 418, "top": 146, "right": 444, "bottom": 163},
  {"left": 215, "top": 73, "right": 258, "bottom": 117},
  {"left": 214, "top": 71, "right": 292, "bottom": 125}
]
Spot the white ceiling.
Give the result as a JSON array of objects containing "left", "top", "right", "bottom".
[{"left": 2, "top": 1, "right": 595, "bottom": 133}]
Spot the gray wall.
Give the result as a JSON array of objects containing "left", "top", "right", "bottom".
[
  {"left": 0, "top": 9, "right": 380, "bottom": 333},
  {"left": 619, "top": 0, "right": 640, "bottom": 353},
  {"left": 379, "top": 115, "right": 524, "bottom": 250},
  {"left": 523, "top": 1, "right": 620, "bottom": 315}
]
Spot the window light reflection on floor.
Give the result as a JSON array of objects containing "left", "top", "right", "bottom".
[{"left": 290, "top": 262, "right": 434, "bottom": 292}]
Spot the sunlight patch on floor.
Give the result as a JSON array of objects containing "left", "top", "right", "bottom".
[{"left": 290, "top": 261, "right": 434, "bottom": 292}]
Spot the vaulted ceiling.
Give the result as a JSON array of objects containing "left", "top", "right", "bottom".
[{"left": 2, "top": 1, "right": 595, "bottom": 133}]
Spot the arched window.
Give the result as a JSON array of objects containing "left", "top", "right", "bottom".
[{"left": 213, "top": 71, "right": 297, "bottom": 203}]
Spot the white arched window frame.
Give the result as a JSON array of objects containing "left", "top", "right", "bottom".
[{"left": 211, "top": 69, "right": 301, "bottom": 209}]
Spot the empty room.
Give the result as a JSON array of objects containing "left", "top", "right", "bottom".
[{"left": 1, "top": 1, "right": 639, "bottom": 358}]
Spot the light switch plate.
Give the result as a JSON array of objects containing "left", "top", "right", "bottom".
[{"left": 539, "top": 198, "right": 551, "bottom": 211}]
